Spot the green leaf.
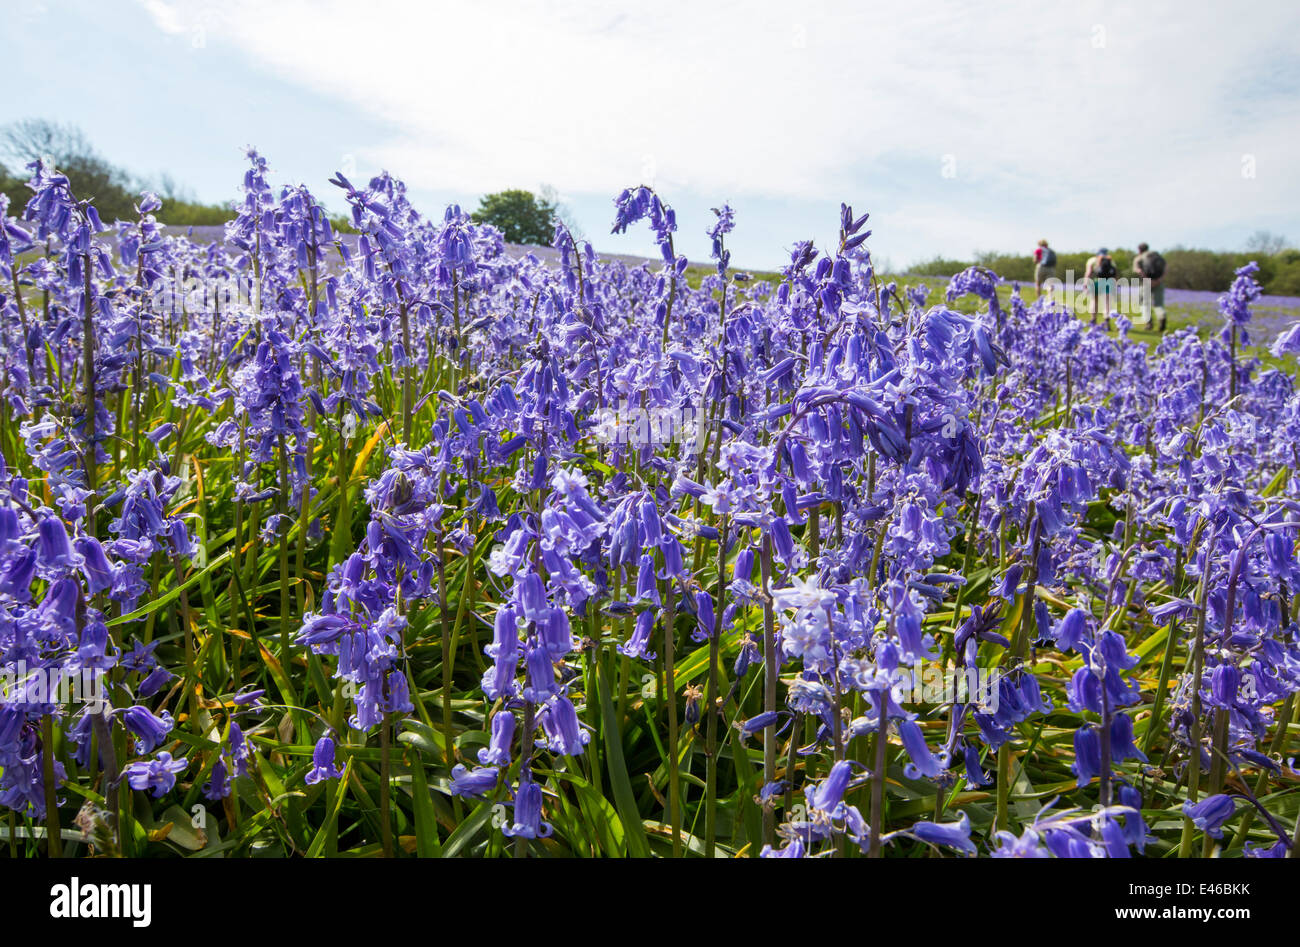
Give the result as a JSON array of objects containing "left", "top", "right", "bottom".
[
  {"left": 107, "top": 549, "right": 234, "bottom": 626},
  {"left": 397, "top": 719, "right": 445, "bottom": 758},
  {"left": 572, "top": 781, "right": 626, "bottom": 856},
  {"left": 1262, "top": 465, "right": 1289, "bottom": 497},
  {"left": 305, "top": 758, "right": 353, "bottom": 858},
  {"left": 597, "top": 654, "right": 651, "bottom": 858},
  {"left": 441, "top": 800, "right": 492, "bottom": 858},
  {"left": 407, "top": 753, "right": 443, "bottom": 858},
  {"left": 157, "top": 805, "right": 208, "bottom": 851}
]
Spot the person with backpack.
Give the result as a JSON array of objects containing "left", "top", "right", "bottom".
[
  {"left": 1133, "top": 242, "right": 1167, "bottom": 331},
  {"left": 1084, "top": 247, "right": 1119, "bottom": 326},
  {"left": 1033, "top": 239, "right": 1057, "bottom": 299}
]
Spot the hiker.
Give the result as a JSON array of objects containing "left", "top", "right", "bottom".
[
  {"left": 1033, "top": 238, "right": 1056, "bottom": 299},
  {"left": 1133, "top": 242, "right": 1167, "bottom": 331},
  {"left": 1083, "top": 247, "right": 1118, "bottom": 326}
]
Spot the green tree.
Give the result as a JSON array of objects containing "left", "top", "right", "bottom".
[
  {"left": 1268, "top": 251, "right": 1300, "bottom": 296},
  {"left": 0, "top": 162, "right": 25, "bottom": 213},
  {"left": 1, "top": 119, "right": 236, "bottom": 227},
  {"left": 471, "top": 189, "right": 558, "bottom": 245},
  {"left": 1, "top": 119, "right": 138, "bottom": 221}
]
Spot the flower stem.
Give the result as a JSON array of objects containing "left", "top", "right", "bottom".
[
  {"left": 869, "top": 686, "right": 888, "bottom": 857},
  {"left": 704, "top": 514, "right": 728, "bottom": 859},
  {"left": 759, "top": 537, "right": 778, "bottom": 849},
  {"left": 379, "top": 711, "right": 393, "bottom": 857},
  {"left": 1178, "top": 531, "right": 1215, "bottom": 858},
  {"left": 663, "top": 582, "right": 682, "bottom": 857},
  {"left": 41, "top": 714, "right": 61, "bottom": 857},
  {"left": 1144, "top": 548, "right": 1185, "bottom": 757}
]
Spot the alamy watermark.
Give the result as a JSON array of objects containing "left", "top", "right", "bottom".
[
  {"left": 1042, "top": 271, "right": 1162, "bottom": 324},
  {"left": 49, "top": 877, "right": 151, "bottom": 927},
  {"left": 895, "top": 660, "right": 1001, "bottom": 712},
  {"left": 145, "top": 268, "right": 260, "bottom": 316},
  {"left": 1, "top": 661, "right": 106, "bottom": 711},
  {"left": 592, "top": 399, "right": 707, "bottom": 454}
]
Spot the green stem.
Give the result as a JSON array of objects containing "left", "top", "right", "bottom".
[
  {"left": 41, "top": 714, "right": 61, "bottom": 857},
  {"left": 1144, "top": 549, "right": 1185, "bottom": 757},
  {"left": 82, "top": 252, "right": 97, "bottom": 535},
  {"left": 379, "top": 712, "right": 393, "bottom": 857},
  {"left": 995, "top": 743, "right": 1011, "bottom": 834},
  {"left": 663, "top": 582, "right": 682, "bottom": 857},
  {"left": 704, "top": 514, "right": 728, "bottom": 859},
  {"left": 1178, "top": 531, "right": 1215, "bottom": 858},
  {"left": 437, "top": 523, "right": 455, "bottom": 768},
  {"left": 400, "top": 300, "right": 412, "bottom": 444},
  {"left": 759, "top": 538, "right": 778, "bottom": 849},
  {"left": 868, "top": 687, "right": 888, "bottom": 857}
]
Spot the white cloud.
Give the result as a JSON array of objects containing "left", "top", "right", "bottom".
[
  {"left": 136, "top": 0, "right": 1300, "bottom": 265},
  {"left": 138, "top": 0, "right": 188, "bottom": 34}
]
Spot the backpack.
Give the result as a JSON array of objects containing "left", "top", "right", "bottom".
[
  {"left": 1096, "top": 255, "right": 1117, "bottom": 279},
  {"left": 1142, "top": 251, "right": 1166, "bottom": 280},
  {"left": 1041, "top": 247, "right": 1057, "bottom": 268}
]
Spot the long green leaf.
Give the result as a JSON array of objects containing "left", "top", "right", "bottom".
[{"left": 597, "top": 655, "right": 651, "bottom": 858}]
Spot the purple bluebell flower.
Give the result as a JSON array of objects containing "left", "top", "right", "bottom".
[
  {"left": 503, "top": 779, "right": 553, "bottom": 840},
  {"left": 478, "top": 712, "right": 515, "bottom": 766},
  {"left": 118, "top": 706, "right": 174, "bottom": 754},
  {"left": 450, "top": 764, "right": 499, "bottom": 799},
  {"left": 123, "top": 751, "right": 188, "bottom": 798},
  {"left": 305, "top": 736, "right": 343, "bottom": 785},
  {"left": 1182, "top": 794, "right": 1236, "bottom": 839}
]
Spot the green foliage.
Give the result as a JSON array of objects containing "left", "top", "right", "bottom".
[
  {"left": 0, "top": 164, "right": 23, "bottom": 212},
  {"left": 1265, "top": 250, "right": 1300, "bottom": 296},
  {"left": 910, "top": 256, "right": 981, "bottom": 278},
  {"left": 470, "top": 189, "right": 557, "bottom": 245},
  {"left": 154, "top": 197, "right": 236, "bottom": 227},
  {"left": 1, "top": 119, "right": 236, "bottom": 226}
]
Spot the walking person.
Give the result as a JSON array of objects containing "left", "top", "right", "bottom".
[
  {"left": 1033, "top": 238, "right": 1056, "bottom": 300},
  {"left": 1132, "top": 242, "right": 1167, "bottom": 331},
  {"left": 1083, "top": 247, "right": 1118, "bottom": 327}
]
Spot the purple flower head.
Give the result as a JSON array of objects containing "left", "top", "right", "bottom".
[
  {"left": 118, "top": 706, "right": 174, "bottom": 754},
  {"left": 123, "top": 751, "right": 188, "bottom": 798},
  {"left": 305, "top": 736, "right": 344, "bottom": 785},
  {"left": 1182, "top": 794, "right": 1236, "bottom": 839},
  {"left": 503, "top": 778, "right": 553, "bottom": 840}
]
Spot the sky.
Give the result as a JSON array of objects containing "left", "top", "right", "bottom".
[{"left": 5, "top": 0, "right": 1299, "bottom": 270}]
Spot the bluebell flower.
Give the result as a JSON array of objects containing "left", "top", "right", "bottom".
[
  {"left": 990, "top": 827, "right": 1052, "bottom": 858},
  {"left": 123, "top": 751, "right": 188, "bottom": 798},
  {"left": 305, "top": 736, "right": 343, "bottom": 785},
  {"left": 449, "top": 764, "right": 499, "bottom": 798},
  {"left": 537, "top": 694, "right": 590, "bottom": 756},
  {"left": 138, "top": 667, "right": 174, "bottom": 698},
  {"left": 1073, "top": 725, "right": 1101, "bottom": 788},
  {"left": 1244, "top": 840, "right": 1289, "bottom": 858},
  {"left": 503, "top": 779, "right": 552, "bottom": 839},
  {"left": 478, "top": 712, "right": 515, "bottom": 766},
  {"left": 909, "top": 812, "right": 976, "bottom": 855},
  {"left": 898, "top": 719, "right": 948, "bottom": 779},
  {"left": 36, "top": 516, "right": 77, "bottom": 570},
  {"left": 739, "top": 711, "right": 780, "bottom": 739},
  {"left": 1182, "top": 794, "right": 1236, "bottom": 839},
  {"left": 118, "top": 706, "right": 174, "bottom": 754},
  {"left": 1109, "top": 711, "right": 1147, "bottom": 765},
  {"left": 203, "top": 758, "right": 232, "bottom": 801},
  {"left": 806, "top": 760, "right": 855, "bottom": 816},
  {"left": 618, "top": 608, "right": 657, "bottom": 660},
  {"left": 759, "top": 837, "right": 807, "bottom": 858}
]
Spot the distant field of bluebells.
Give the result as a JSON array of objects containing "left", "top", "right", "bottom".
[{"left": 3, "top": 150, "right": 1300, "bottom": 860}]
